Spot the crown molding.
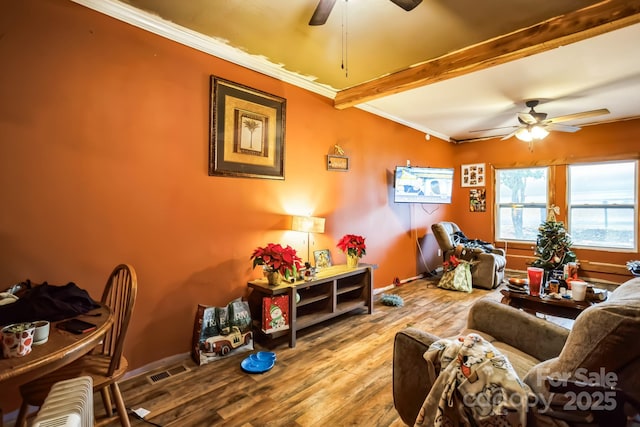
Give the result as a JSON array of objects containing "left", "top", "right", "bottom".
[
  {"left": 71, "top": 0, "right": 337, "bottom": 99},
  {"left": 356, "top": 104, "right": 450, "bottom": 142}
]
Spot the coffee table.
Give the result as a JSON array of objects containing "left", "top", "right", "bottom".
[{"left": 500, "top": 289, "right": 596, "bottom": 319}]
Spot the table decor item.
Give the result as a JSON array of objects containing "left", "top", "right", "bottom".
[
  {"left": 627, "top": 260, "right": 640, "bottom": 276},
  {"left": 507, "top": 277, "right": 528, "bottom": 286},
  {"left": 571, "top": 281, "right": 588, "bottom": 301},
  {"left": 1, "top": 322, "right": 35, "bottom": 358},
  {"left": 251, "top": 243, "right": 302, "bottom": 286},
  {"left": 33, "top": 320, "right": 50, "bottom": 345},
  {"left": 337, "top": 234, "right": 366, "bottom": 268},
  {"left": 527, "top": 267, "right": 545, "bottom": 296}
]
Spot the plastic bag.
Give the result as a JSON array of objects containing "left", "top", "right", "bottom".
[
  {"left": 191, "top": 298, "right": 253, "bottom": 365},
  {"left": 438, "top": 261, "right": 472, "bottom": 293}
]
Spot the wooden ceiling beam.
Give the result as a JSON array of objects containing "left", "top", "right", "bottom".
[{"left": 334, "top": 0, "right": 640, "bottom": 109}]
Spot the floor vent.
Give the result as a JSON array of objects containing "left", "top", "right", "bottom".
[{"left": 147, "top": 364, "right": 190, "bottom": 384}]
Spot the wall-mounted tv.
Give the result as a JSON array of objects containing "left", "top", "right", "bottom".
[{"left": 394, "top": 166, "right": 454, "bottom": 204}]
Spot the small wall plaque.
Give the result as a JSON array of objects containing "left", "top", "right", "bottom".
[{"left": 327, "top": 155, "right": 349, "bottom": 171}]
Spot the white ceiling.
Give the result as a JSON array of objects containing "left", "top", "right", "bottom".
[{"left": 75, "top": 0, "right": 640, "bottom": 143}]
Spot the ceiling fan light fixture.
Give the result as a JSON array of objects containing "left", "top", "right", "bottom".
[
  {"left": 515, "top": 127, "right": 533, "bottom": 142},
  {"left": 515, "top": 125, "right": 548, "bottom": 142},
  {"left": 530, "top": 125, "right": 549, "bottom": 140}
]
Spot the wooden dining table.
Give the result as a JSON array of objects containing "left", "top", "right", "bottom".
[{"left": 0, "top": 304, "right": 113, "bottom": 426}]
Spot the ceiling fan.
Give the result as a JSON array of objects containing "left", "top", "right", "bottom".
[
  {"left": 472, "top": 100, "right": 610, "bottom": 143},
  {"left": 309, "top": 0, "right": 423, "bottom": 26}
]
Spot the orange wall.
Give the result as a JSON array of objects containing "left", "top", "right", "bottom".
[
  {"left": 452, "top": 120, "right": 640, "bottom": 281},
  {"left": 2, "top": 0, "right": 639, "bottom": 413},
  {"left": 0, "top": 0, "right": 455, "bottom": 399}
]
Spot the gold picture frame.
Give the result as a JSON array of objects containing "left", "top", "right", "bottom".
[
  {"left": 209, "top": 76, "right": 286, "bottom": 179},
  {"left": 327, "top": 155, "right": 349, "bottom": 171}
]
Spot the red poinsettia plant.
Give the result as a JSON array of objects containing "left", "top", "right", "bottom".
[
  {"left": 336, "top": 234, "right": 367, "bottom": 258},
  {"left": 251, "top": 243, "right": 302, "bottom": 276}
]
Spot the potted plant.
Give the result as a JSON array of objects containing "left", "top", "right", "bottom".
[
  {"left": 337, "top": 234, "right": 366, "bottom": 268},
  {"left": 1, "top": 322, "right": 36, "bottom": 358},
  {"left": 251, "top": 243, "right": 302, "bottom": 285}
]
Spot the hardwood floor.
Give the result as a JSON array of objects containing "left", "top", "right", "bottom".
[{"left": 97, "top": 278, "right": 505, "bottom": 427}]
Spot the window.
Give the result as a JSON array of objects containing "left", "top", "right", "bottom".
[
  {"left": 568, "top": 161, "right": 637, "bottom": 250},
  {"left": 496, "top": 167, "right": 548, "bottom": 241}
]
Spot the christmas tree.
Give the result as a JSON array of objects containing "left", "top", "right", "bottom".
[{"left": 531, "top": 206, "right": 576, "bottom": 271}]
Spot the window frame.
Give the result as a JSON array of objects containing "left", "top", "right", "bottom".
[
  {"left": 567, "top": 160, "right": 638, "bottom": 252},
  {"left": 495, "top": 166, "right": 550, "bottom": 243}
]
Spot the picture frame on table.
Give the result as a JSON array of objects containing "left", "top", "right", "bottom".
[
  {"left": 313, "top": 249, "right": 332, "bottom": 269},
  {"left": 209, "top": 76, "right": 286, "bottom": 180}
]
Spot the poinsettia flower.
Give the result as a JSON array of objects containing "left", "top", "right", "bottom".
[
  {"left": 251, "top": 243, "right": 302, "bottom": 276},
  {"left": 337, "top": 234, "right": 367, "bottom": 258}
]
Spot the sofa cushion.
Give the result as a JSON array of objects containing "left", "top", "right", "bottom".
[{"left": 464, "top": 328, "right": 541, "bottom": 378}]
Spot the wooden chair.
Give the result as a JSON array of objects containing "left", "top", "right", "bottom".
[{"left": 16, "top": 264, "right": 138, "bottom": 427}]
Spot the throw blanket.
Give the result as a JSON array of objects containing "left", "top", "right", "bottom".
[
  {"left": 415, "top": 333, "right": 532, "bottom": 427},
  {"left": 452, "top": 231, "right": 495, "bottom": 253}
]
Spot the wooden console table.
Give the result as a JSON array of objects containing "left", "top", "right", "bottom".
[
  {"left": 500, "top": 289, "right": 596, "bottom": 319},
  {"left": 247, "top": 264, "right": 373, "bottom": 348}
]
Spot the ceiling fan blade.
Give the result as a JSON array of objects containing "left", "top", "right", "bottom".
[
  {"left": 501, "top": 127, "right": 522, "bottom": 141},
  {"left": 309, "top": 0, "right": 337, "bottom": 26},
  {"left": 546, "top": 123, "right": 581, "bottom": 133},
  {"left": 389, "top": 0, "right": 423, "bottom": 11},
  {"left": 518, "top": 112, "right": 538, "bottom": 125},
  {"left": 546, "top": 108, "right": 610, "bottom": 124}
]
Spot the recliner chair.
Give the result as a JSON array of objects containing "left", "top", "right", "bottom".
[{"left": 432, "top": 221, "right": 506, "bottom": 289}]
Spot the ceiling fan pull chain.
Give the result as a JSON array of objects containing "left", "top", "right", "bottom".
[{"left": 341, "top": 0, "right": 349, "bottom": 78}]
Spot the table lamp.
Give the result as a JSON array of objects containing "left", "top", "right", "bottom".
[{"left": 291, "top": 215, "right": 325, "bottom": 263}]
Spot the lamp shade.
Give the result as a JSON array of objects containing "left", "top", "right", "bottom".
[{"left": 291, "top": 216, "right": 325, "bottom": 234}]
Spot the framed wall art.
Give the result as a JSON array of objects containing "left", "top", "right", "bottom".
[
  {"left": 469, "top": 189, "right": 486, "bottom": 212},
  {"left": 327, "top": 155, "right": 349, "bottom": 171},
  {"left": 209, "top": 76, "right": 286, "bottom": 180},
  {"left": 461, "top": 163, "right": 485, "bottom": 187}
]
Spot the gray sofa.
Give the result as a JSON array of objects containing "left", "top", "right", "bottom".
[{"left": 393, "top": 277, "right": 640, "bottom": 426}]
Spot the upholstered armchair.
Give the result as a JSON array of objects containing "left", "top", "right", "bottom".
[
  {"left": 393, "top": 277, "right": 640, "bottom": 426},
  {"left": 431, "top": 221, "right": 506, "bottom": 289}
]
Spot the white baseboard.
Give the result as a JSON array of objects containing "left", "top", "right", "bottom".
[{"left": 373, "top": 273, "right": 427, "bottom": 295}]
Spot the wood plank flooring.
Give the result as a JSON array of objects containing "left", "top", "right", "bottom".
[{"left": 96, "top": 278, "right": 507, "bottom": 427}]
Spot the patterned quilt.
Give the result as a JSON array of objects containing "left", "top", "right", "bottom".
[{"left": 415, "top": 333, "right": 533, "bottom": 427}]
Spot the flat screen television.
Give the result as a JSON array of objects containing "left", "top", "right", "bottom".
[{"left": 394, "top": 166, "right": 454, "bottom": 204}]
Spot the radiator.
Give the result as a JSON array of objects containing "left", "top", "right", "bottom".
[{"left": 32, "top": 376, "right": 94, "bottom": 427}]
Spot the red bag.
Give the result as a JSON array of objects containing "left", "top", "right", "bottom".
[{"left": 262, "top": 295, "right": 289, "bottom": 333}]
